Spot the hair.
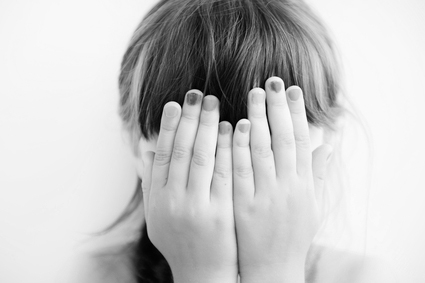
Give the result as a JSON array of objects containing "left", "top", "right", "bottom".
[
  {"left": 107, "top": 0, "right": 369, "bottom": 282},
  {"left": 119, "top": 0, "right": 344, "bottom": 151}
]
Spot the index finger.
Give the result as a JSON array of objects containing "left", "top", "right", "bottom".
[{"left": 151, "top": 102, "right": 181, "bottom": 189}]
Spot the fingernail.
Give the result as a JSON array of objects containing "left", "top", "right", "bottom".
[
  {"left": 270, "top": 80, "right": 282, "bottom": 93},
  {"left": 237, "top": 122, "right": 250, "bottom": 133},
  {"left": 288, "top": 88, "right": 301, "bottom": 101},
  {"left": 202, "top": 96, "right": 218, "bottom": 111},
  {"left": 164, "top": 105, "right": 178, "bottom": 117},
  {"left": 219, "top": 122, "right": 231, "bottom": 134},
  {"left": 251, "top": 90, "right": 265, "bottom": 105},
  {"left": 186, "top": 92, "right": 202, "bottom": 105}
]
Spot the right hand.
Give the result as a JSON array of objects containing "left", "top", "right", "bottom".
[{"left": 141, "top": 90, "right": 238, "bottom": 283}]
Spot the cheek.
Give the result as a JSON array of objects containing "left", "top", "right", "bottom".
[{"left": 133, "top": 154, "right": 145, "bottom": 179}]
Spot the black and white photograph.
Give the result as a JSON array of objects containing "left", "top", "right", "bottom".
[{"left": 0, "top": 0, "right": 424, "bottom": 282}]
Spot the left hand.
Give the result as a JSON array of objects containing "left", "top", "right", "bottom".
[{"left": 232, "top": 77, "right": 332, "bottom": 282}]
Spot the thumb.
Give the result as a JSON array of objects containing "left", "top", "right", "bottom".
[
  {"left": 312, "top": 144, "right": 333, "bottom": 203},
  {"left": 141, "top": 151, "right": 155, "bottom": 220}
]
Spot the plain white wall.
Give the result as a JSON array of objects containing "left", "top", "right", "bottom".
[
  {"left": 0, "top": 0, "right": 424, "bottom": 282},
  {"left": 307, "top": 1, "right": 425, "bottom": 282}
]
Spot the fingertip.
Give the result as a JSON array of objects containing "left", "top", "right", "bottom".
[
  {"left": 286, "top": 85, "right": 302, "bottom": 92},
  {"left": 163, "top": 101, "right": 181, "bottom": 118},
  {"left": 236, "top": 119, "right": 251, "bottom": 134},
  {"left": 202, "top": 95, "right": 219, "bottom": 112},
  {"left": 185, "top": 89, "right": 204, "bottom": 106},
  {"left": 217, "top": 122, "right": 233, "bottom": 150},
  {"left": 219, "top": 121, "right": 232, "bottom": 135},
  {"left": 249, "top": 87, "right": 266, "bottom": 96},
  {"left": 286, "top": 86, "right": 303, "bottom": 102},
  {"left": 248, "top": 88, "right": 266, "bottom": 106},
  {"left": 266, "top": 76, "right": 285, "bottom": 93},
  {"left": 185, "top": 89, "right": 204, "bottom": 96},
  {"left": 164, "top": 100, "right": 181, "bottom": 108}
]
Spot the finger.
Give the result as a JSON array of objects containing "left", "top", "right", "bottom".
[
  {"left": 312, "top": 144, "right": 333, "bottom": 203},
  {"left": 286, "top": 86, "right": 312, "bottom": 176},
  {"left": 152, "top": 102, "right": 181, "bottom": 189},
  {"left": 264, "top": 77, "right": 296, "bottom": 177},
  {"left": 168, "top": 90, "right": 203, "bottom": 189},
  {"left": 188, "top": 95, "right": 220, "bottom": 198},
  {"left": 211, "top": 121, "right": 233, "bottom": 203},
  {"left": 233, "top": 119, "right": 255, "bottom": 201},
  {"left": 142, "top": 151, "right": 155, "bottom": 220},
  {"left": 247, "top": 88, "right": 276, "bottom": 193}
]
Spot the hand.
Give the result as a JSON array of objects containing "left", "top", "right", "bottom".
[
  {"left": 141, "top": 90, "right": 238, "bottom": 283},
  {"left": 232, "top": 77, "right": 332, "bottom": 282}
]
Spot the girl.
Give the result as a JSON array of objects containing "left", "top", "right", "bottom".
[{"left": 78, "top": 0, "right": 393, "bottom": 282}]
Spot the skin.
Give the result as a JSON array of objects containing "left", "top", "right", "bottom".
[{"left": 136, "top": 77, "right": 332, "bottom": 283}]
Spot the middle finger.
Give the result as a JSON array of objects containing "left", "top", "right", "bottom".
[{"left": 168, "top": 90, "right": 203, "bottom": 188}]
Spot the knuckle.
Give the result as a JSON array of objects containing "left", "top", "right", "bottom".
[
  {"left": 181, "top": 112, "right": 199, "bottom": 121},
  {"left": 295, "top": 134, "right": 311, "bottom": 147},
  {"left": 274, "top": 132, "right": 295, "bottom": 147},
  {"left": 290, "top": 105, "right": 305, "bottom": 115},
  {"left": 235, "top": 138, "right": 249, "bottom": 148},
  {"left": 214, "top": 164, "right": 231, "bottom": 179},
  {"left": 154, "top": 148, "right": 171, "bottom": 165},
  {"left": 217, "top": 141, "right": 232, "bottom": 149},
  {"left": 235, "top": 165, "right": 253, "bottom": 178},
  {"left": 192, "top": 149, "right": 210, "bottom": 166},
  {"left": 250, "top": 111, "right": 265, "bottom": 119},
  {"left": 269, "top": 101, "right": 288, "bottom": 108},
  {"left": 160, "top": 121, "right": 176, "bottom": 132},
  {"left": 199, "top": 117, "right": 216, "bottom": 127},
  {"left": 252, "top": 144, "right": 272, "bottom": 159},
  {"left": 172, "top": 144, "right": 191, "bottom": 161}
]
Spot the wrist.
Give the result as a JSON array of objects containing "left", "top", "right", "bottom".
[
  {"left": 171, "top": 264, "right": 238, "bottom": 283},
  {"left": 240, "top": 261, "right": 305, "bottom": 283}
]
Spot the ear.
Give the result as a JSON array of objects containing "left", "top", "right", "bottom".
[
  {"left": 133, "top": 136, "right": 157, "bottom": 179},
  {"left": 308, "top": 124, "right": 324, "bottom": 151},
  {"left": 312, "top": 144, "right": 333, "bottom": 202}
]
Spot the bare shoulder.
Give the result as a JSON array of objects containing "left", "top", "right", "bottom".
[{"left": 312, "top": 246, "right": 398, "bottom": 283}]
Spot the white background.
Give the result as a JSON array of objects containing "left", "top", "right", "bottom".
[{"left": 0, "top": 0, "right": 424, "bottom": 282}]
